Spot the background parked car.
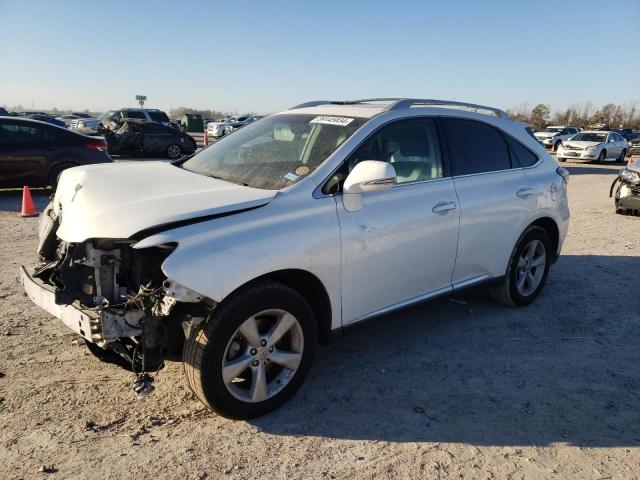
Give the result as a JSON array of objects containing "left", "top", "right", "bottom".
[
  {"left": 0, "top": 116, "right": 111, "bottom": 189},
  {"left": 69, "top": 118, "right": 101, "bottom": 135},
  {"left": 557, "top": 131, "right": 628, "bottom": 163},
  {"left": 610, "top": 128, "right": 638, "bottom": 141},
  {"left": 24, "top": 114, "right": 67, "bottom": 128},
  {"left": 104, "top": 119, "right": 197, "bottom": 159},
  {"left": 206, "top": 118, "right": 234, "bottom": 139},
  {"left": 99, "top": 108, "right": 171, "bottom": 131},
  {"left": 627, "top": 136, "right": 640, "bottom": 156},
  {"left": 533, "top": 125, "right": 581, "bottom": 151}
]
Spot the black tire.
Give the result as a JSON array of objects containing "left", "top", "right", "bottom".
[
  {"left": 553, "top": 141, "right": 561, "bottom": 152},
  {"left": 597, "top": 150, "right": 606, "bottom": 163},
  {"left": 489, "top": 225, "right": 552, "bottom": 307},
  {"left": 617, "top": 150, "right": 626, "bottom": 163},
  {"left": 182, "top": 280, "right": 317, "bottom": 419},
  {"left": 166, "top": 144, "right": 182, "bottom": 159},
  {"left": 48, "top": 163, "right": 75, "bottom": 191}
]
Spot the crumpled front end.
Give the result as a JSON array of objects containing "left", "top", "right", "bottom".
[{"left": 22, "top": 201, "right": 211, "bottom": 375}]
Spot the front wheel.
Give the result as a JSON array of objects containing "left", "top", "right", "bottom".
[
  {"left": 166, "top": 144, "right": 182, "bottom": 159},
  {"left": 617, "top": 149, "right": 626, "bottom": 163},
  {"left": 182, "top": 280, "right": 317, "bottom": 418},
  {"left": 597, "top": 150, "right": 606, "bottom": 164},
  {"left": 490, "top": 226, "right": 551, "bottom": 307}
]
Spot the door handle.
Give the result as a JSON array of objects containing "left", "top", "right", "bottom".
[
  {"left": 432, "top": 201, "right": 458, "bottom": 214},
  {"left": 516, "top": 187, "right": 535, "bottom": 199}
]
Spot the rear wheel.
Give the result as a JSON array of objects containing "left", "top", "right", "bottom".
[
  {"left": 182, "top": 280, "right": 317, "bottom": 418},
  {"left": 490, "top": 226, "right": 551, "bottom": 307},
  {"left": 166, "top": 144, "right": 182, "bottom": 159}
]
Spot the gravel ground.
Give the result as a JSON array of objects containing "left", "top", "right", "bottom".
[{"left": 0, "top": 159, "right": 639, "bottom": 480}]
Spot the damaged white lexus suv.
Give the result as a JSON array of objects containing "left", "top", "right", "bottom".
[{"left": 22, "top": 99, "right": 570, "bottom": 418}]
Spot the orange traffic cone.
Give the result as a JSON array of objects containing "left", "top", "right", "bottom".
[{"left": 20, "top": 186, "right": 38, "bottom": 217}]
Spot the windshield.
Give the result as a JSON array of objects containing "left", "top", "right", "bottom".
[
  {"left": 571, "top": 133, "right": 607, "bottom": 142},
  {"left": 542, "top": 127, "right": 564, "bottom": 133},
  {"left": 181, "top": 113, "right": 366, "bottom": 190}
]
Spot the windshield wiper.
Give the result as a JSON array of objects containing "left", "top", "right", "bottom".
[{"left": 206, "top": 174, "right": 249, "bottom": 187}]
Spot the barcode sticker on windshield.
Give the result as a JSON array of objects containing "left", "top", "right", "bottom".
[{"left": 310, "top": 116, "right": 354, "bottom": 127}]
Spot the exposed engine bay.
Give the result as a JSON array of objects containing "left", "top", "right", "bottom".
[{"left": 31, "top": 202, "right": 211, "bottom": 396}]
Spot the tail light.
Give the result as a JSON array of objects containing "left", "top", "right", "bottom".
[{"left": 86, "top": 140, "right": 108, "bottom": 152}]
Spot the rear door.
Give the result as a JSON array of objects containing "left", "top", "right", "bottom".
[
  {"left": 0, "top": 120, "right": 48, "bottom": 187},
  {"left": 441, "top": 117, "right": 538, "bottom": 285},
  {"left": 142, "top": 123, "right": 174, "bottom": 152}
]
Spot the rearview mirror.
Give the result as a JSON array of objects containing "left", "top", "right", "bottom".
[{"left": 343, "top": 160, "right": 396, "bottom": 212}]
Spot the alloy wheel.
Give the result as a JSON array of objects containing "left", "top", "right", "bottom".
[
  {"left": 515, "top": 239, "right": 546, "bottom": 296},
  {"left": 221, "top": 309, "right": 304, "bottom": 403}
]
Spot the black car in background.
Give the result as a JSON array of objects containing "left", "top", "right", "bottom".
[
  {"left": 102, "top": 119, "right": 197, "bottom": 159},
  {"left": 24, "top": 114, "right": 66, "bottom": 128},
  {"left": 0, "top": 116, "right": 112, "bottom": 189}
]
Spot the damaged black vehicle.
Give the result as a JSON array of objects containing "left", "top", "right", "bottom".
[
  {"left": 100, "top": 119, "right": 197, "bottom": 159},
  {"left": 610, "top": 158, "right": 640, "bottom": 216}
]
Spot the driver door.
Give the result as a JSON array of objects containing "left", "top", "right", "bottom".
[{"left": 336, "top": 118, "right": 460, "bottom": 324}]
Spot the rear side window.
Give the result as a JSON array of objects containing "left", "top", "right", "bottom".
[
  {"left": 441, "top": 118, "right": 511, "bottom": 175},
  {"left": 504, "top": 136, "right": 539, "bottom": 167},
  {"left": 124, "top": 111, "right": 146, "bottom": 119},
  {"left": 148, "top": 111, "right": 169, "bottom": 122},
  {"left": 0, "top": 121, "right": 44, "bottom": 144}
]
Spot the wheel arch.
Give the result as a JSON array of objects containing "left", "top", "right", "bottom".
[
  {"left": 530, "top": 216, "right": 560, "bottom": 261},
  {"left": 225, "top": 269, "right": 333, "bottom": 345}
]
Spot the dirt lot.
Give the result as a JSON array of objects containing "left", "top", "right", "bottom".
[{"left": 1, "top": 160, "right": 639, "bottom": 480}]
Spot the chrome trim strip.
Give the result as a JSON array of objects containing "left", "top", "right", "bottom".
[
  {"left": 351, "top": 285, "right": 453, "bottom": 324},
  {"left": 452, "top": 275, "right": 490, "bottom": 290}
]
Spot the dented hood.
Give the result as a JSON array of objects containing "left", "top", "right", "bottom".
[{"left": 53, "top": 162, "right": 277, "bottom": 242}]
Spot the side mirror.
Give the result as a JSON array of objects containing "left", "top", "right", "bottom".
[{"left": 342, "top": 160, "right": 396, "bottom": 212}]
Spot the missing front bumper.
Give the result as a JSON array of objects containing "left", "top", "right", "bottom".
[{"left": 20, "top": 265, "right": 143, "bottom": 345}]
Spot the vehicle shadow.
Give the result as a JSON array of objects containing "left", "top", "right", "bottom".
[
  {"left": 247, "top": 255, "right": 640, "bottom": 446},
  {"left": 0, "top": 189, "right": 51, "bottom": 213}
]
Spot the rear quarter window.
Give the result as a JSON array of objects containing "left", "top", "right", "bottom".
[
  {"left": 505, "top": 136, "right": 539, "bottom": 167},
  {"left": 148, "top": 111, "right": 170, "bottom": 122}
]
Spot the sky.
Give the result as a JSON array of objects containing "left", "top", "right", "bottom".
[{"left": 1, "top": 0, "right": 639, "bottom": 114}]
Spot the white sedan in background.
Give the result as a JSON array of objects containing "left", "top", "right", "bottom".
[{"left": 557, "top": 131, "right": 629, "bottom": 163}]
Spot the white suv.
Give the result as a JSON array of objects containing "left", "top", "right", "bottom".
[
  {"left": 534, "top": 125, "right": 581, "bottom": 151},
  {"left": 22, "top": 98, "right": 570, "bottom": 418}
]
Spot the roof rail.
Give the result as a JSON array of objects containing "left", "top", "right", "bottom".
[
  {"left": 388, "top": 99, "right": 511, "bottom": 119},
  {"left": 288, "top": 98, "right": 404, "bottom": 110},
  {"left": 288, "top": 98, "right": 511, "bottom": 119}
]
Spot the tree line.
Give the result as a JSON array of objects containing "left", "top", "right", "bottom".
[{"left": 507, "top": 102, "right": 639, "bottom": 130}]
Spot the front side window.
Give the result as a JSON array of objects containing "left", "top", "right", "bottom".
[
  {"left": 346, "top": 118, "right": 444, "bottom": 185},
  {"left": 441, "top": 118, "right": 511, "bottom": 176},
  {"left": 181, "top": 114, "right": 366, "bottom": 190}
]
